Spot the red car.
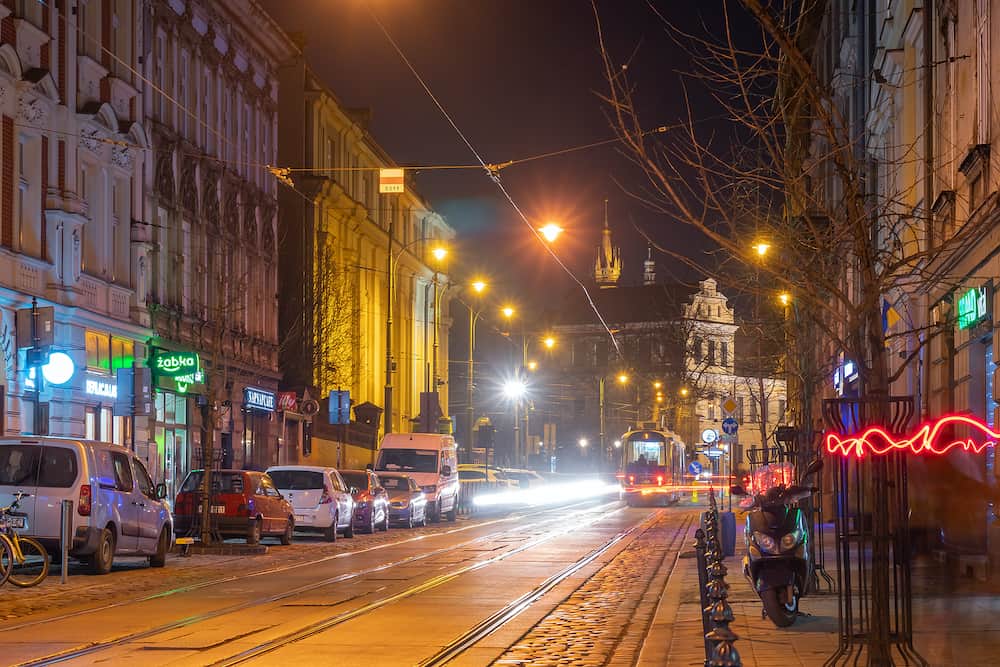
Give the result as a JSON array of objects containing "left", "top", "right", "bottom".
[
  {"left": 173, "top": 470, "right": 295, "bottom": 545},
  {"left": 339, "top": 469, "right": 390, "bottom": 534}
]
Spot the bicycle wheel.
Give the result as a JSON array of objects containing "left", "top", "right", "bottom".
[
  {"left": 0, "top": 536, "right": 12, "bottom": 588},
  {"left": 8, "top": 536, "right": 49, "bottom": 587}
]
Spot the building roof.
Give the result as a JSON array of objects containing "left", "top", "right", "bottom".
[{"left": 549, "top": 283, "right": 700, "bottom": 328}]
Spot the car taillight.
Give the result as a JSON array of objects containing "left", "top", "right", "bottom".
[
  {"left": 657, "top": 475, "right": 664, "bottom": 486},
  {"left": 78, "top": 484, "right": 92, "bottom": 516},
  {"left": 628, "top": 475, "right": 635, "bottom": 484},
  {"left": 319, "top": 489, "right": 333, "bottom": 504},
  {"left": 356, "top": 491, "right": 371, "bottom": 502}
]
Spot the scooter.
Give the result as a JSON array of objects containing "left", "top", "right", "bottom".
[{"left": 730, "top": 459, "right": 822, "bottom": 627}]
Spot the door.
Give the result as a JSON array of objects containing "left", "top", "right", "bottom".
[
  {"left": 330, "top": 471, "right": 352, "bottom": 529},
  {"left": 33, "top": 445, "right": 80, "bottom": 541},
  {"left": 110, "top": 451, "right": 139, "bottom": 553},
  {"left": 0, "top": 444, "right": 39, "bottom": 538},
  {"left": 258, "top": 475, "right": 281, "bottom": 532},
  {"left": 132, "top": 457, "right": 164, "bottom": 552}
]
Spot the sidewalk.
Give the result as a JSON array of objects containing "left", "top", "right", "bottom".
[{"left": 637, "top": 515, "right": 1000, "bottom": 667}]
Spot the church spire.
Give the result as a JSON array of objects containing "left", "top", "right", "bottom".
[{"left": 594, "top": 199, "right": 622, "bottom": 288}]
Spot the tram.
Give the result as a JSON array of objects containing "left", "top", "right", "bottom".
[{"left": 617, "top": 427, "right": 686, "bottom": 506}]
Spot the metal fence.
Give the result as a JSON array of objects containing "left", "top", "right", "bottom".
[{"left": 694, "top": 489, "right": 741, "bottom": 666}]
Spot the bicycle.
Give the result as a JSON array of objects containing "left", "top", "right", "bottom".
[{"left": 0, "top": 492, "right": 50, "bottom": 588}]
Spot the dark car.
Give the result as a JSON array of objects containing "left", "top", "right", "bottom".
[
  {"left": 378, "top": 473, "right": 428, "bottom": 528},
  {"left": 339, "top": 469, "right": 389, "bottom": 534},
  {"left": 173, "top": 470, "right": 295, "bottom": 545}
]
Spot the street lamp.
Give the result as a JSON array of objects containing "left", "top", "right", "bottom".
[
  {"left": 543, "top": 335, "right": 556, "bottom": 350},
  {"left": 527, "top": 360, "right": 538, "bottom": 372},
  {"left": 539, "top": 223, "right": 563, "bottom": 243},
  {"left": 613, "top": 439, "right": 622, "bottom": 448},
  {"left": 386, "top": 235, "right": 449, "bottom": 435},
  {"left": 501, "top": 305, "right": 515, "bottom": 319},
  {"left": 617, "top": 373, "right": 629, "bottom": 385},
  {"left": 578, "top": 438, "right": 589, "bottom": 448},
  {"left": 753, "top": 241, "right": 770, "bottom": 257},
  {"left": 466, "top": 279, "right": 487, "bottom": 463},
  {"left": 778, "top": 292, "right": 791, "bottom": 306}
]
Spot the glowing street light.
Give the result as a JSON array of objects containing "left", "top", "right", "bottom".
[
  {"left": 778, "top": 292, "right": 791, "bottom": 306},
  {"left": 471, "top": 280, "right": 487, "bottom": 294},
  {"left": 501, "top": 305, "right": 515, "bottom": 319},
  {"left": 527, "top": 360, "right": 538, "bottom": 371},
  {"left": 617, "top": 373, "right": 629, "bottom": 385},
  {"left": 543, "top": 335, "right": 556, "bottom": 350},
  {"left": 753, "top": 242, "right": 770, "bottom": 257},
  {"left": 613, "top": 439, "right": 622, "bottom": 448},
  {"left": 680, "top": 387, "right": 689, "bottom": 397},
  {"left": 578, "top": 438, "right": 589, "bottom": 448},
  {"left": 653, "top": 381, "right": 662, "bottom": 390},
  {"left": 539, "top": 222, "right": 563, "bottom": 243},
  {"left": 503, "top": 379, "right": 527, "bottom": 400},
  {"left": 431, "top": 246, "right": 448, "bottom": 262}
]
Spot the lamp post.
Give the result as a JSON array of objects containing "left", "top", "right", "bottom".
[
  {"left": 385, "top": 234, "right": 448, "bottom": 436},
  {"left": 466, "top": 280, "right": 487, "bottom": 463},
  {"left": 430, "top": 247, "right": 449, "bottom": 405}
]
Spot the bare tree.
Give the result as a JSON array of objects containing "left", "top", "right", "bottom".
[{"left": 594, "top": 0, "right": 990, "bottom": 436}]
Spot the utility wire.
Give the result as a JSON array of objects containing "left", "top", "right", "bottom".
[{"left": 366, "top": 1, "right": 622, "bottom": 354}]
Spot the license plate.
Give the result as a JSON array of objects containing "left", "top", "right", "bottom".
[
  {"left": 295, "top": 514, "right": 305, "bottom": 521},
  {"left": 197, "top": 505, "right": 226, "bottom": 514},
  {"left": 6, "top": 515, "right": 25, "bottom": 530}
]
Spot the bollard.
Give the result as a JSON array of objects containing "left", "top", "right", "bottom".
[{"left": 60, "top": 499, "right": 72, "bottom": 584}]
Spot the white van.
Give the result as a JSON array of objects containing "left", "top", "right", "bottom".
[
  {"left": 375, "top": 433, "right": 459, "bottom": 522},
  {"left": 0, "top": 438, "right": 173, "bottom": 574}
]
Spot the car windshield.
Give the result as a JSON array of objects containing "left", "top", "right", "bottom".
[
  {"left": 376, "top": 448, "right": 438, "bottom": 473},
  {"left": 180, "top": 472, "right": 245, "bottom": 494},
  {"left": 340, "top": 472, "right": 368, "bottom": 490},
  {"left": 378, "top": 476, "right": 407, "bottom": 490},
  {"left": 459, "top": 470, "right": 486, "bottom": 481},
  {"left": 268, "top": 470, "right": 324, "bottom": 490}
]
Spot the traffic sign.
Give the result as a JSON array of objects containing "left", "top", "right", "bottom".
[
  {"left": 721, "top": 395, "right": 737, "bottom": 416},
  {"left": 722, "top": 417, "right": 739, "bottom": 435},
  {"left": 688, "top": 461, "right": 703, "bottom": 476},
  {"left": 701, "top": 428, "right": 718, "bottom": 444},
  {"left": 704, "top": 447, "right": 725, "bottom": 458}
]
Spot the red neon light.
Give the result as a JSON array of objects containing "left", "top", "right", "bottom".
[{"left": 824, "top": 414, "right": 999, "bottom": 458}]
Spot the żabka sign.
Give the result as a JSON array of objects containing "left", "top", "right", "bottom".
[
  {"left": 825, "top": 414, "right": 998, "bottom": 458},
  {"left": 153, "top": 351, "right": 199, "bottom": 375}
]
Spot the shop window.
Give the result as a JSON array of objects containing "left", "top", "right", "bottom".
[
  {"left": 86, "top": 331, "right": 110, "bottom": 372},
  {"left": 111, "top": 337, "right": 134, "bottom": 372}
]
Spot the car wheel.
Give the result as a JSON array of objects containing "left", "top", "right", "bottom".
[
  {"left": 446, "top": 498, "right": 457, "bottom": 522},
  {"left": 367, "top": 511, "right": 376, "bottom": 534},
  {"left": 379, "top": 508, "right": 389, "bottom": 532},
  {"left": 149, "top": 528, "right": 169, "bottom": 568},
  {"left": 247, "top": 518, "right": 262, "bottom": 545},
  {"left": 324, "top": 513, "right": 338, "bottom": 542},
  {"left": 430, "top": 500, "right": 442, "bottom": 523},
  {"left": 420, "top": 507, "right": 428, "bottom": 527},
  {"left": 280, "top": 518, "right": 294, "bottom": 545},
  {"left": 343, "top": 517, "right": 355, "bottom": 539},
  {"left": 88, "top": 526, "right": 116, "bottom": 575},
  {"left": 406, "top": 510, "right": 413, "bottom": 529}
]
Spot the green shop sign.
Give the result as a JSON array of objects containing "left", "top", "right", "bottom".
[
  {"left": 957, "top": 286, "right": 990, "bottom": 330},
  {"left": 151, "top": 350, "right": 204, "bottom": 394}
]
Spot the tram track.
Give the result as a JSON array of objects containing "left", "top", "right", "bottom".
[
  {"left": 419, "top": 509, "right": 694, "bottom": 667},
  {"left": 206, "top": 503, "right": 631, "bottom": 666},
  {"left": 15, "top": 499, "right": 623, "bottom": 667}
]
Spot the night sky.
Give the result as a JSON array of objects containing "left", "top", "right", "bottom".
[{"left": 262, "top": 0, "right": 729, "bottom": 313}]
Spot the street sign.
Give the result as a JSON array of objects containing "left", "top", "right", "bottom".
[
  {"left": 721, "top": 395, "right": 737, "bottom": 417},
  {"left": 378, "top": 168, "right": 405, "bottom": 194},
  {"left": 688, "top": 461, "right": 703, "bottom": 476},
  {"left": 722, "top": 417, "right": 739, "bottom": 435},
  {"left": 704, "top": 447, "right": 725, "bottom": 458},
  {"left": 329, "top": 390, "right": 351, "bottom": 425},
  {"left": 701, "top": 428, "right": 718, "bottom": 444}
]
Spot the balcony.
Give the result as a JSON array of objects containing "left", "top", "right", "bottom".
[{"left": 77, "top": 275, "right": 133, "bottom": 321}]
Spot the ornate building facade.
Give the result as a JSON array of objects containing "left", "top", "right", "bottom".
[
  {"left": 0, "top": 1, "right": 151, "bottom": 449},
  {"left": 277, "top": 61, "right": 453, "bottom": 466},
  {"left": 141, "top": 0, "right": 297, "bottom": 493}
]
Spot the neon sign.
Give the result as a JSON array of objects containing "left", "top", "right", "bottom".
[
  {"left": 152, "top": 351, "right": 199, "bottom": 375},
  {"left": 825, "top": 414, "right": 998, "bottom": 458},
  {"left": 957, "top": 286, "right": 989, "bottom": 330}
]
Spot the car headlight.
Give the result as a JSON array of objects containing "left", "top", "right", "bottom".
[
  {"left": 780, "top": 530, "right": 803, "bottom": 552},
  {"left": 753, "top": 531, "right": 778, "bottom": 554}
]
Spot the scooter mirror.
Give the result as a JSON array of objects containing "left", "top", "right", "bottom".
[
  {"left": 803, "top": 458, "right": 824, "bottom": 478},
  {"left": 729, "top": 484, "right": 748, "bottom": 496}
]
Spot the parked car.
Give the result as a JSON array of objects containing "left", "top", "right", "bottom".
[
  {"left": 266, "top": 466, "right": 355, "bottom": 541},
  {"left": 173, "top": 470, "right": 295, "bottom": 545},
  {"left": 375, "top": 433, "right": 459, "bottom": 523},
  {"left": 458, "top": 464, "right": 518, "bottom": 488},
  {"left": 377, "top": 473, "right": 428, "bottom": 528},
  {"left": 0, "top": 437, "right": 173, "bottom": 574},
  {"left": 339, "top": 469, "right": 390, "bottom": 534},
  {"left": 502, "top": 468, "right": 547, "bottom": 488}
]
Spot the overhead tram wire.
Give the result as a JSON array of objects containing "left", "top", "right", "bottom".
[{"left": 365, "top": 1, "right": 623, "bottom": 355}]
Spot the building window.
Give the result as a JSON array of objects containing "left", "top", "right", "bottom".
[
  {"left": 707, "top": 340, "right": 716, "bottom": 365},
  {"left": 736, "top": 397, "right": 744, "bottom": 422},
  {"left": 778, "top": 399, "right": 786, "bottom": 423},
  {"left": 970, "top": 173, "right": 982, "bottom": 212},
  {"left": 750, "top": 396, "right": 758, "bottom": 422},
  {"left": 721, "top": 341, "right": 729, "bottom": 366},
  {"left": 86, "top": 331, "right": 110, "bottom": 372},
  {"left": 693, "top": 337, "right": 703, "bottom": 363}
]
